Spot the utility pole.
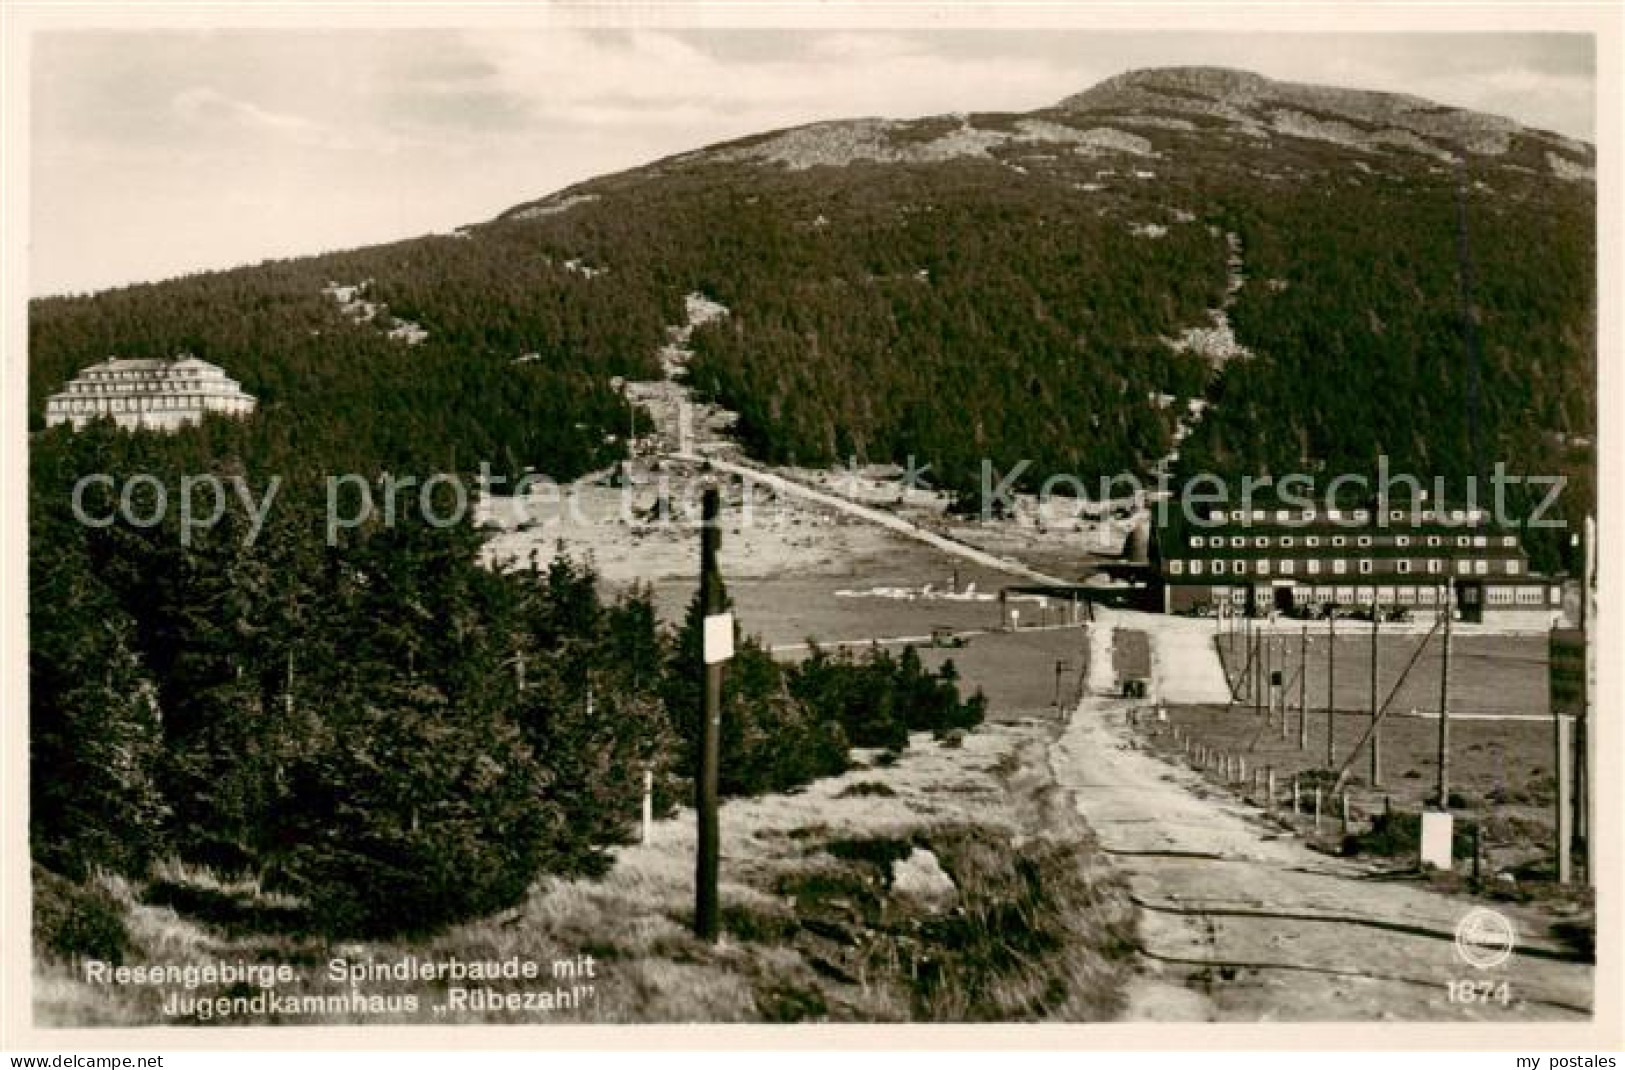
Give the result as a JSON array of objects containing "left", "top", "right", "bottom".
[
  {"left": 1298, "top": 623, "right": 1309, "bottom": 750},
  {"left": 1269, "top": 635, "right": 1280, "bottom": 730},
  {"left": 1436, "top": 579, "right": 1453, "bottom": 808},
  {"left": 1583, "top": 515, "right": 1596, "bottom": 886},
  {"left": 1053, "top": 659, "right": 1072, "bottom": 710},
  {"left": 1254, "top": 623, "right": 1264, "bottom": 722},
  {"left": 1557, "top": 712, "right": 1574, "bottom": 884},
  {"left": 1370, "top": 592, "right": 1383, "bottom": 786},
  {"left": 1326, "top": 611, "right": 1337, "bottom": 767},
  {"left": 695, "top": 486, "right": 727, "bottom": 940}
]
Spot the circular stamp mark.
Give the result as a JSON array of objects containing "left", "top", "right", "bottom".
[{"left": 1454, "top": 906, "right": 1517, "bottom": 970}]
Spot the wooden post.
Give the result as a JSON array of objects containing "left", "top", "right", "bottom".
[
  {"left": 1263, "top": 633, "right": 1273, "bottom": 726},
  {"left": 1251, "top": 625, "right": 1260, "bottom": 719},
  {"left": 1279, "top": 634, "right": 1290, "bottom": 740},
  {"left": 1314, "top": 787, "right": 1323, "bottom": 831},
  {"left": 642, "top": 768, "right": 654, "bottom": 845},
  {"left": 1292, "top": 775, "right": 1301, "bottom": 815},
  {"left": 1326, "top": 612, "right": 1337, "bottom": 767},
  {"left": 1267, "top": 766, "right": 1276, "bottom": 809},
  {"left": 1370, "top": 592, "right": 1383, "bottom": 787},
  {"left": 1340, "top": 791, "right": 1350, "bottom": 833},
  {"left": 1436, "top": 579, "right": 1453, "bottom": 808},
  {"left": 1556, "top": 713, "right": 1573, "bottom": 884},
  {"left": 695, "top": 486, "right": 724, "bottom": 940},
  {"left": 1238, "top": 756, "right": 1247, "bottom": 784},
  {"left": 1584, "top": 516, "right": 1596, "bottom": 887},
  {"left": 1298, "top": 623, "right": 1310, "bottom": 750}
]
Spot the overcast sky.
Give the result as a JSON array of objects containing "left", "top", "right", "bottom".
[{"left": 29, "top": 29, "right": 1596, "bottom": 296}]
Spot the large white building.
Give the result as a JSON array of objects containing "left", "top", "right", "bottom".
[{"left": 45, "top": 355, "right": 256, "bottom": 432}]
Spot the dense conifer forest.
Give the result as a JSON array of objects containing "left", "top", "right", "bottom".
[{"left": 32, "top": 423, "right": 986, "bottom": 937}]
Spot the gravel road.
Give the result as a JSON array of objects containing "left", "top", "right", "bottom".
[{"left": 1054, "top": 609, "right": 1593, "bottom": 1022}]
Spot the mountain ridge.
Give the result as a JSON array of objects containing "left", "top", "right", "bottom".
[
  {"left": 500, "top": 65, "right": 1590, "bottom": 217},
  {"left": 31, "top": 66, "right": 1596, "bottom": 572}
]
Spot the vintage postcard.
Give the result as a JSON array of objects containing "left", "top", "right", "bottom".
[{"left": 2, "top": 0, "right": 1618, "bottom": 1054}]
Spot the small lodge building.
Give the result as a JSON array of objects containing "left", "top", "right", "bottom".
[
  {"left": 45, "top": 355, "right": 256, "bottom": 432},
  {"left": 1152, "top": 499, "right": 1562, "bottom": 627}
]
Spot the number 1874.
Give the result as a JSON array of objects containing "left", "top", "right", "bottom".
[{"left": 1446, "top": 979, "right": 1511, "bottom": 1005}]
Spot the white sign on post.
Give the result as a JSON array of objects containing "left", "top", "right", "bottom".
[
  {"left": 1421, "top": 811, "right": 1454, "bottom": 871},
  {"left": 703, "top": 612, "right": 735, "bottom": 665}
]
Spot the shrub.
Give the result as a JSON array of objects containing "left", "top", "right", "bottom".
[
  {"left": 838, "top": 781, "right": 898, "bottom": 798},
  {"left": 267, "top": 683, "right": 556, "bottom": 937},
  {"left": 33, "top": 866, "right": 131, "bottom": 965}
]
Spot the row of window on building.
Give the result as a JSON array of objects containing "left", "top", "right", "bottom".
[
  {"left": 1209, "top": 582, "right": 1547, "bottom": 598},
  {"left": 1189, "top": 533, "right": 1518, "bottom": 550},
  {"left": 1204, "top": 584, "right": 1555, "bottom": 606},
  {"left": 1168, "top": 557, "right": 1521, "bottom": 578},
  {"left": 49, "top": 395, "right": 248, "bottom": 413},
  {"left": 61, "top": 381, "right": 223, "bottom": 394},
  {"left": 77, "top": 371, "right": 213, "bottom": 382},
  {"left": 1204, "top": 507, "right": 1488, "bottom": 525}
]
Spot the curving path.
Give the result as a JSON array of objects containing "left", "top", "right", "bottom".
[{"left": 675, "top": 451, "right": 1074, "bottom": 587}]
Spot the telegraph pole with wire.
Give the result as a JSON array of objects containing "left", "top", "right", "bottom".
[
  {"left": 1326, "top": 610, "right": 1337, "bottom": 767},
  {"left": 694, "top": 486, "right": 732, "bottom": 940},
  {"left": 1436, "top": 579, "right": 1453, "bottom": 808}
]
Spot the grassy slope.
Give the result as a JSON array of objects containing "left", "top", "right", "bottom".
[{"left": 35, "top": 723, "right": 1137, "bottom": 1026}]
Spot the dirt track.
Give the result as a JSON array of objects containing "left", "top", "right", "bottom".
[{"left": 1053, "top": 609, "right": 1593, "bottom": 1022}]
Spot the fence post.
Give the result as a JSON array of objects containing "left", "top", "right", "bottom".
[
  {"left": 1314, "top": 787, "right": 1322, "bottom": 831},
  {"left": 1340, "top": 791, "right": 1350, "bottom": 833},
  {"left": 1267, "top": 766, "right": 1276, "bottom": 810},
  {"left": 1292, "top": 775, "right": 1301, "bottom": 815},
  {"left": 642, "top": 768, "right": 654, "bottom": 845}
]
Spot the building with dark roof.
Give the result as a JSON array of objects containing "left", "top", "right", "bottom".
[{"left": 1153, "top": 501, "right": 1561, "bottom": 627}]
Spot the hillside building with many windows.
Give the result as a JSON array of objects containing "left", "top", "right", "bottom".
[
  {"left": 45, "top": 355, "right": 256, "bottom": 432},
  {"left": 1153, "top": 502, "right": 1562, "bottom": 627}
]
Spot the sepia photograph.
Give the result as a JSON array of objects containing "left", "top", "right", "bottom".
[{"left": 2, "top": 1, "right": 1617, "bottom": 1054}]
